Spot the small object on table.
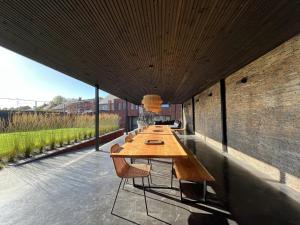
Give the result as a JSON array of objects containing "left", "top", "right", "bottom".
[
  {"left": 153, "top": 129, "right": 163, "bottom": 132},
  {"left": 144, "top": 139, "right": 164, "bottom": 145}
]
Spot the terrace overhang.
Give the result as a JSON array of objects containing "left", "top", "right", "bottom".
[{"left": 0, "top": 1, "right": 299, "bottom": 104}]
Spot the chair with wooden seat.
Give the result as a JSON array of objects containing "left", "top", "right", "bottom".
[
  {"left": 125, "top": 135, "right": 133, "bottom": 143},
  {"left": 110, "top": 143, "right": 151, "bottom": 215},
  {"left": 124, "top": 134, "right": 152, "bottom": 183}
]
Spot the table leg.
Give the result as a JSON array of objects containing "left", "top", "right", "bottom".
[{"left": 171, "top": 159, "right": 174, "bottom": 188}]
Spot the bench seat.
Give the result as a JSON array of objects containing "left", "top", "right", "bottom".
[
  {"left": 173, "top": 151, "right": 215, "bottom": 202},
  {"left": 173, "top": 156, "right": 215, "bottom": 182}
]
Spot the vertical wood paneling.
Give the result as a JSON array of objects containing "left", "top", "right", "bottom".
[{"left": 0, "top": 0, "right": 299, "bottom": 103}]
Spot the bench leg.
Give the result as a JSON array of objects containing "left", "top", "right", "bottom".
[{"left": 179, "top": 180, "right": 207, "bottom": 203}]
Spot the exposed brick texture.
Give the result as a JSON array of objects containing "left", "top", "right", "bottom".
[
  {"left": 183, "top": 99, "right": 193, "bottom": 133},
  {"left": 226, "top": 34, "right": 300, "bottom": 178},
  {"left": 194, "top": 83, "right": 222, "bottom": 143},
  {"left": 183, "top": 33, "right": 300, "bottom": 191}
]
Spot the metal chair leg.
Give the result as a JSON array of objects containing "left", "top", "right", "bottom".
[
  {"left": 142, "top": 177, "right": 149, "bottom": 215},
  {"left": 179, "top": 180, "right": 183, "bottom": 202},
  {"left": 147, "top": 176, "right": 150, "bottom": 189},
  {"left": 122, "top": 178, "right": 127, "bottom": 190},
  {"left": 149, "top": 172, "right": 152, "bottom": 184},
  {"left": 148, "top": 158, "right": 152, "bottom": 167},
  {"left": 111, "top": 178, "right": 123, "bottom": 214},
  {"left": 203, "top": 180, "right": 207, "bottom": 202}
]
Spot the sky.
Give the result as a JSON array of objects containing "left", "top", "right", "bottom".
[{"left": 0, "top": 46, "right": 108, "bottom": 108}]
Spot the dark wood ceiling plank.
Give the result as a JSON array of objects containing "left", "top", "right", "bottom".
[{"left": 0, "top": 0, "right": 299, "bottom": 103}]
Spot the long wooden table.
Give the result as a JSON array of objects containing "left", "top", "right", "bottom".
[{"left": 111, "top": 125, "right": 188, "bottom": 158}]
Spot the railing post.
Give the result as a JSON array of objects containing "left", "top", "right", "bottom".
[
  {"left": 220, "top": 79, "right": 228, "bottom": 153},
  {"left": 95, "top": 85, "right": 100, "bottom": 151},
  {"left": 125, "top": 98, "right": 128, "bottom": 134}
]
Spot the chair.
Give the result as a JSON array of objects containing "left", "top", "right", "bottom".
[
  {"left": 110, "top": 143, "right": 151, "bottom": 215},
  {"left": 125, "top": 135, "right": 133, "bottom": 143}
]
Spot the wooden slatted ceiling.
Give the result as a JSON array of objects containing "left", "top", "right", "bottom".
[{"left": 0, "top": 0, "right": 299, "bottom": 104}]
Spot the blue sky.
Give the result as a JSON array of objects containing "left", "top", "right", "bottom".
[{"left": 0, "top": 46, "right": 108, "bottom": 108}]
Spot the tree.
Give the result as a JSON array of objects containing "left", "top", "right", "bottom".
[
  {"left": 36, "top": 103, "right": 48, "bottom": 111},
  {"left": 50, "top": 95, "right": 67, "bottom": 106},
  {"left": 15, "top": 106, "right": 32, "bottom": 111}
]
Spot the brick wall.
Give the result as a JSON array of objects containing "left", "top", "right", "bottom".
[
  {"left": 226, "top": 34, "right": 300, "bottom": 186},
  {"left": 183, "top": 99, "right": 193, "bottom": 133},
  {"left": 183, "top": 33, "right": 300, "bottom": 192},
  {"left": 194, "top": 83, "right": 222, "bottom": 145}
]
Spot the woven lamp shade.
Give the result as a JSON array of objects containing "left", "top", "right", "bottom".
[
  {"left": 142, "top": 94, "right": 163, "bottom": 113},
  {"left": 150, "top": 107, "right": 162, "bottom": 113},
  {"left": 142, "top": 95, "right": 163, "bottom": 106},
  {"left": 144, "top": 105, "right": 162, "bottom": 113}
]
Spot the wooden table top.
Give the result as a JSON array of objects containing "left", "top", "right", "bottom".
[
  {"left": 111, "top": 125, "right": 188, "bottom": 158},
  {"left": 139, "top": 125, "right": 173, "bottom": 135}
]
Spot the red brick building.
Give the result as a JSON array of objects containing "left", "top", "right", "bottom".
[
  {"left": 99, "top": 95, "right": 182, "bottom": 130},
  {"left": 51, "top": 99, "right": 95, "bottom": 114},
  {"left": 52, "top": 95, "right": 182, "bottom": 130}
]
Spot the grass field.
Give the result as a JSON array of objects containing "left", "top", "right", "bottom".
[
  {"left": 0, "top": 112, "right": 120, "bottom": 162},
  {"left": 0, "top": 125, "right": 118, "bottom": 160}
]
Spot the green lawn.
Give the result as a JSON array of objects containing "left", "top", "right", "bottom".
[{"left": 0, "top": 125, "right": 118, "bottom": 159}]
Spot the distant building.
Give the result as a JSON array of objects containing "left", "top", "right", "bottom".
[
  {"left": 99, "top": 94, "right": 182, "bottom": 130},
  {"left": 51, "top": 99, "right": 97, "bottom": 114},
  {"left": 50, "top": 94, "right": 182, "bottom": 130}
]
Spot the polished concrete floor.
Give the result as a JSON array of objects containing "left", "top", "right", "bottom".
[{"left": 0, "top": 134, "right": 299, "bottom": 225}]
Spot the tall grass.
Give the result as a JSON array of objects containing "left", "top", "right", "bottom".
[{"left": 0, "top": 112, "right": 119, "bottom": 161}]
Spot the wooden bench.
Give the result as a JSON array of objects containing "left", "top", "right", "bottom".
[{"left": 172, "top": 151, "right": 215, "bottom": 202}]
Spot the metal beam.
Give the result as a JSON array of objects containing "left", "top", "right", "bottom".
[
  {"left": 220, "top": 79, "right": 228, "bottom": 153},
  {"left": 174, "top": 104, "right": 177, "bottom": 120},
  {"left": 181, "top": 104, "right": 184, "bottom": 128},
  {"left": 125, "top": 99, "right": 128, "bottom": 134},
  {"left": 192, "top": 96, "right": 195, "bottom": 134},
  {"left": 95, "top": 85, "right": 100, "bottom": 151}
]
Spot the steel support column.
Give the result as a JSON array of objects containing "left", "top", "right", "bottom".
[
  {"left": 174, "top": 104, "right": 177, "bottom": 120},
  {"left": 192, "top": 96, "right": 196, "bottom": 134},
  {"left": 220, "top": 79, "right": 228, "bottom": 153},
  {"left": 181, "top": 104, "right": 184, "bottom": 127},
  {"left": 125, "top": 99, "right": 128, "bottom": 134},
  {"left": 95, "top": 85, "right": 100, "bottom": 151}
]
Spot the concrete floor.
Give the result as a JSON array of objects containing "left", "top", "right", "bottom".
[{"left": 0, "top": 134, "right": 299, "bottom": 225}]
